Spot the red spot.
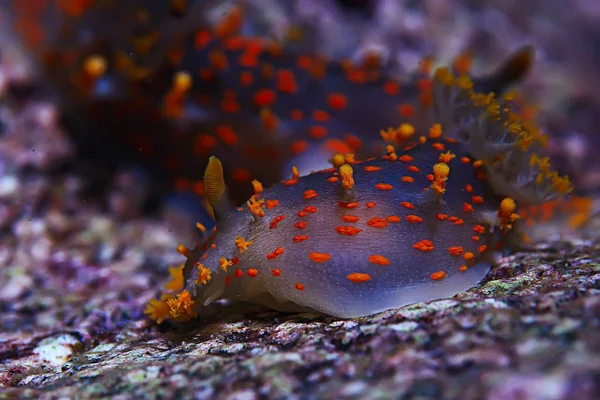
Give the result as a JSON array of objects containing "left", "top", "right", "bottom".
[
  {"left": 398, "top": 155, "right": 414, "bottom": 163},
  {"left": 432, "top": 142, "right": 445, "bottom": 151},
  {"left": 216, "top": 125, "right": 238, "bottom": 146},
  {"left": 472, "top": 196, "right": 484, "bottom": 204},
  {"left": 375, "top": 183, "right": 394, "bottom": 191},
  {"left": 265, "top": 199, "right": 279, "bottom": 209},
  {"left": 290, "top": 109, "right": 304, "bottom": 121},
  {"left": 312, "top": 109, "right": 330, "bottom": 122},
  {"left": 369, "top": 255, "right": 390, "bottom": 265},
  {"left": 336, "top": 226, "right": 362, "bottom": 236},
  {"left": 194, "top": 31, "right": 212, "bottom": 48},
  {"left": 364, "top": 166, "right": 382, "bottom": 172},
  {"left": 366, "top": 202, "right": 376, "bottom": 209},
  {"left": 247, "top": 268, "right": 258, "bottom": 277},
  {"left": 383, "top": 81, "right": 400, "bottom": 96},
  {"left": 293, "top": 235, "right": 309, "bottom": 242},
  {"left": 406, "top": 215, "right": 423, "bottom": 223},
  {"left": 235, "top": 269, "right": 243, "bottom": 278},
  {"left": 304, "top": 206, "right": 318, "bottom": 213},
  {"left": 267, "top": 247, "right": 285, "bottom": 260},
  {"left": 473, "top": 225, "right": 486, "bottom": 234},
  {"left": 225, "top": 275, "right": 232, "bottom": 286},
  {"left": 269, "top": 215, "right": 286, "bottom": 229},
  {"left": 413, "top": 240, "right": 434, "bottom": 252},
  {"left": 408, "top": 165, "right": 420, "bottom": 173},
  {"left": 309, "top": 125, "right": 328, "bottom": 139},
  {"left": 386, "top": 215, "right": 401, "bottom": 223},
  {"left": 324, "top": 139, "right": 352, "bottom": 154},
  {"left": 430, "top": 271, "right": 446, "bottom": 280},
  {"left": 295, "top": 283, "right": 305, "bottom": 291},
  {"left": 253, "top": 89, "right": 276, "bottom": 107},
  {"left": 345, "top": 134, "right": 363, "bottom": 150},
  {"left": 308, "top": 252, "right": 331, "bottom": 262},
  {"left": 338, "top": 202, "right": 359, "bottom": 209},
  {"left": 232, "top": 168, "right": 252, "bottom": 182},
  {"left": 398, "top": 104, "right": 415, "bottom": 117},
  {"left": 401, "top": 202, "right": 414, "bottom": 210},
  {"left": 276, "top": 69, "right": 298, "bottom": 93},
  {"left": 367, "top": 217, "right": 388, "bottom": 228},
  {"left": 272, "top": 269, "right": 281, "bottom": 276},
  {"left": 342, "top": 215, "right": 360, "bottom": 223},
  {"left": 291, "top": 140, "right": 308, "bottom": 155},
  {"left": 294, "top": 221, "right": 307, "bottom": 229},
  {"left": 327, "top": 93, "right": 348, "bottom": 110},
  {"left": 303, "top": 189, "right": 319, "bottom": 200},
  {"left": 448, "top": 246, "right": 464, "bottom": 256}
]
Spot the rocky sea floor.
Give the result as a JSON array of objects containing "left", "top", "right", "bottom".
[{"left": 1, "top": 204, "right": 600, "bottom": 399}]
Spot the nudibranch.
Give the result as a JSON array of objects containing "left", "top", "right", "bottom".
[
  {"left": 8, "top": 1, "right": 534, "bottom": 208},
  {"left": 144, "top": 67, "right": 572, "bottom": 322}
]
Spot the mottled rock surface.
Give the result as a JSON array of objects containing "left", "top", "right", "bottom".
[{"left": 1, "top": 218, "right": 600, "bottom": 399}]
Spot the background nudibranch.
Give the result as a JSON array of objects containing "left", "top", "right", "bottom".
[
  {"left": 8, "top": 1, "right": 534, "bottom": 212},
  {"left": 145, "top": 67, "right": 572, "bottom": 321}
]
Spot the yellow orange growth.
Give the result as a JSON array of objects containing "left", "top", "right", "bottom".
[
  {"left": 339, "top": 164, "right": 355, "bottom": 190},
  {"left": 196, "top": 263, "right": 212, "bottom": 285},
  {"left": 164, "top": 265, "right": 184, "bottom": 292},
  {"left": 166, "top": 290, "right": 196, "bottom": 322},
  {"left": 235, "top": 235, "right": 253, "bottom": 253},
  {"left": 431, "top": 163, "right": 450, "bottom": 194}
]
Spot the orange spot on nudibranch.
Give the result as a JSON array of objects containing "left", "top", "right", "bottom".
[
  {"left": 401, "top": 202, "right": 414, "bottom": 210},
  {"left": 295, "top": 283, "right": 305, "bottom": 291},
  {"left": 294, "top": 221, "right": 307, "bottom": 229},
  {"left": 412, "top": 240, "right": 434, "bottom": 252},
  {"left": 448, "top": 246, "right": 464, "bottom": 256},
  {"left": 375, "top": 183, "right": 394, "bottom": 191},
  {"left": 406, "top": 215, "right": 423, "bottom": 223},
  {"left": 369, "top": 255, "right": 390, "bottom": 266},
  {"left": 342, "top": 215, "right": 360, "bottom": 223},
  {"left": 336, "top": 226, "right": 362, "bottom": 236},
  {"left": 327, "top": 93, "right": 348, "bottom": 110},
  {"left": 367, "top": 217, "right": 388, "bottom": 228},
  {"left": 247, "top": 268, "right": 258, "bottom": 277},
  {"left": 309, "top": 252, "right": 331, "bottom": 263},
  {"left": 267, "top": 247, "right": 285, "bottom": 260},
  {"left": 347, "top": 273, "right": 372, "bottom": 283},
  {"left": 293, "top": 235, "right": 309, "bottom": 242},
  {"left": 265, "top": 199, "right": 279, "bottom": 209},
  {"left": 430, "top": 271, "right": 446, "bottom": 280},
  {"left": 303, "top": 189, "right": 319, "bottom": 199},
  {"left": 366, "top": 202, "right": 376, "bottom": 209},
  {"left": 269, "top": 215, "right": 286, "bottom": 229}
]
